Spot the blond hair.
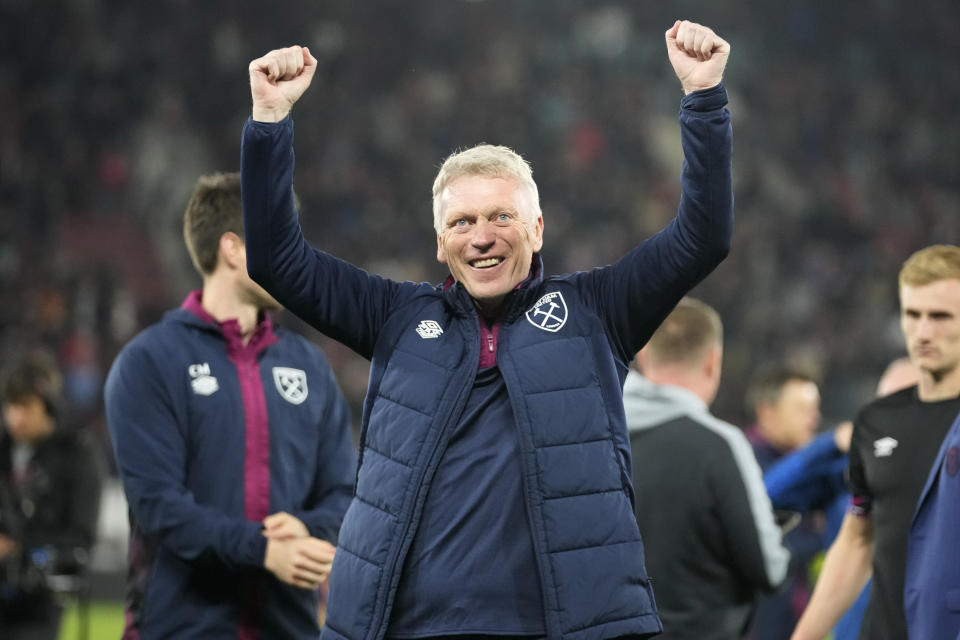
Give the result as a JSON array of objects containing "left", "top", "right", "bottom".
[
  {"left": 644, "top": 298, "right": 723, "bottom": 368},
  {"left": 899, "top": 245, "right": 960, "bottom": 288},
  {"left": 431, "top": 144, "right": 541, "bottom": 234}
]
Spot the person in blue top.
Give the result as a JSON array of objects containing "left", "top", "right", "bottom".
[
  {"left": 104, "top": 172, "right": 356, "bottom": 639},
  {"left": 763, "top": 357, "right": 918, "bottom": 640},
  {"left": 242, "top": 20, "right": 732, "bottom": 640}
]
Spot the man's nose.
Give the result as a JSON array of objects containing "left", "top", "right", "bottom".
[
  {"left": 915, "top": 317, "right": 936, "bottom": 340},
  {"left": 470, "top": 219, "right": 496, "bottom": 251}
]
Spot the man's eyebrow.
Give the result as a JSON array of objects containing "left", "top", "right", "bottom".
[{"left": 445, "top": 205, "right": 519, "bottom": 219}]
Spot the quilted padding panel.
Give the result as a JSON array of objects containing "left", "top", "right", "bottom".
[{"left": 535, "top": 439, "right": 621, "bottom": 499}]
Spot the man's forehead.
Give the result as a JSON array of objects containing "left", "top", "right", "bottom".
[
  {"left": 776, "top": 379, "right": 819, "bottom": 402},
  {"left": 441, "top": 174, "right": 519, "bottom": 196},
  {"left": 900, "top": 279, "right": 960, "bottom": 310},
  {"left": 439, "top": 175, "right": 534, "bottom": 217}
]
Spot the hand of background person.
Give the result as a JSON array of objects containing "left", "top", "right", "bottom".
[
  {"left": 833, "top": 420, "right": 854, "bottom": 453},
  {"left": 665, "top": 20, "right": 730, "bottom": 94},
  {"left": 248, "top": 45, "right": 318, "bottom": 123},
  {"left": 264, "top": 536, "right": 336, "bottom": 590},
  {"left": 262, "top": 511, "right": 310, "bottom": 540}
]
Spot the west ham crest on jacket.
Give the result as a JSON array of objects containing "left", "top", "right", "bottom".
[
  {"left": 273, "top": 367, "right": 308, "bottom": 405},
  {"left": 525, "top": 291, "right": 568, "bottom": 333}
]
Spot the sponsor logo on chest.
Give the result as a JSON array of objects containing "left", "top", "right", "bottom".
[
  {"left": 416, "top": 320, "right": 444, "bottom": 339},
  {"left": 873, "top": 436, "right": 899, "bottom": 458},
  {"left": 525, "top": 291, "right": 568, "bottom": 333}
]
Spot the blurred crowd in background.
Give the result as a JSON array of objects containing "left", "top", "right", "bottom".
[{"left": 2, "top": 0, "right": 958, "bottom": 467}]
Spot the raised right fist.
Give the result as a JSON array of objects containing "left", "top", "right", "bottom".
[{"left": 249, "top": 45, "right": 317, "bottom": 123}]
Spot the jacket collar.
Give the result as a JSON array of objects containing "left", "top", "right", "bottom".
[{"left": 177, "top": 290, "right": 279, "bottom": 357}]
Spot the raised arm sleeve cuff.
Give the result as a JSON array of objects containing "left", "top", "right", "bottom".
[{"left": 680, "top": 83, "right": 728, "bottom": 112}]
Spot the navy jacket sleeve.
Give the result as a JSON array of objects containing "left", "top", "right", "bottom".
[
  {"left": 241, "top": 118, "right": 413, "bottom": 360},
  {"left": 571, "top": 84, "right": 733, "bottom": 364},
  {"left": 104, "top": 341, "right": 267, "bottom": 568},
  {"left": 292, "top": 362, "right": 356, "bottom": 544}
]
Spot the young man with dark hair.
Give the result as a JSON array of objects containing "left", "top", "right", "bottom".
[
  {"left": 742, "top": 364, "right": 825, "bottom": 640},
  {"left": 0, "top": 351, "right": 103, "bottom": 640},
  {"left": 105, "top": 172, "right": 356, "bottom": 639}
]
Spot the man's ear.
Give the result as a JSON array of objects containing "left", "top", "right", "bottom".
[
  {"left": 704, "top": 345, "right": 722, "bottom": 380},
  {"left": 436, "top": 233, "right": 447, "bottom": 264},
  {"left": 219, "top": 232, "right": 244, "bottom": 270},
  {"left": 754, "top": 403, "right": 772, "bottom": 427},
  {"left": 531, "top": 216, "right": 544, "bottom": 253}
]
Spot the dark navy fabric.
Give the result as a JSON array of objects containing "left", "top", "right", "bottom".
[
  {"left": 104, "top": 299, "right": 356, "bottom": 639},
  {"left": 905, "top": 409, "right": 960, "bottom": 640},
  {"left": 389, "top": 365, "right": 543, "bottom": 637},
  {"left": 241, "top": 84, "right": 733, "bottom": 640}
]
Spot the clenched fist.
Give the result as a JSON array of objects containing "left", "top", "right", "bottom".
[
  {"left": 249, "top": 46, "right": 318, "bottom": 123},
  {"left": 665, "top": 21, "right": 730, "bottom": 95}
]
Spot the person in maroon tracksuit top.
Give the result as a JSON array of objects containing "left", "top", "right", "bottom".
[{"left": 105, "top": 173, "right": 356, "bottom": 640}]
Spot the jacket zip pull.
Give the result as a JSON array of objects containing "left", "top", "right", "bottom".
[{"left": 486, "top": 332, "right": 494, "bottom": 353}]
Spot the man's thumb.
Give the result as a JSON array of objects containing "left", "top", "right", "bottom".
[{"left": 664, "top": 20, "right": 681, "bottom": 45}]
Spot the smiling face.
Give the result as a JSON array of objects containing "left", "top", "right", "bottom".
[{"left": 436, "top": 174, "right": 543, "bottom": 315}]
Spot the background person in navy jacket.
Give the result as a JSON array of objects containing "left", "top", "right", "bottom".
[
  {"left": 242, "top": 19, "right": 731, "bottom": 640},
  {"left": 104, "top": 172, "right": 356, "bottom": 639}
]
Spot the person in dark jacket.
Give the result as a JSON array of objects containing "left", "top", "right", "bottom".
[
  {"left": 0, "top": 351, "right": 103, "bottom": 640},
  {"left": 625, "top": 297, "right": 789, "bottom": 640},
  {"left": 241, "top": 20, "right": 732, "bottom": 640},
  {"left": 104, "top": 172, "right": 356, "bottom": 639}
]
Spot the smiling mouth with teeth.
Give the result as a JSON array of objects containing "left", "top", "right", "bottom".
[{"left": 471, "top": 258, "right": 503, "bottom": 268}]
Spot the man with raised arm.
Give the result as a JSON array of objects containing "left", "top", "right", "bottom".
[{"left": 242, "top": 20, "right": 732, "bottom": 640}]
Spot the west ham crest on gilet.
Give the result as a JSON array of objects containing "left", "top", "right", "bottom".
[
  {"left": 273, "top": 367, "right": 308, "bottom": 405},
  {"left": 525, "top": 291, "right": 568, "bottom": 333}
]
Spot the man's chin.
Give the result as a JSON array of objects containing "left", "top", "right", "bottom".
[{"left": 468, "top": 293, "right": 510, "bottom": 316}]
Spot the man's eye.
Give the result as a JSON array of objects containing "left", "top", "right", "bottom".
[
  {"left": 454, "top": 219, "right": 468, "bottom": 227},
  {"left": 496, "top": 213, "right": 511, "bottom": 222}
]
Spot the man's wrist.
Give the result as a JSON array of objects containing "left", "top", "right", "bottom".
[
  {"left": 252, "top": 106, "right": 291, "bottom": 123},
  {"left": 679, "top": 83, "right": 728, "bottom": 112}
]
